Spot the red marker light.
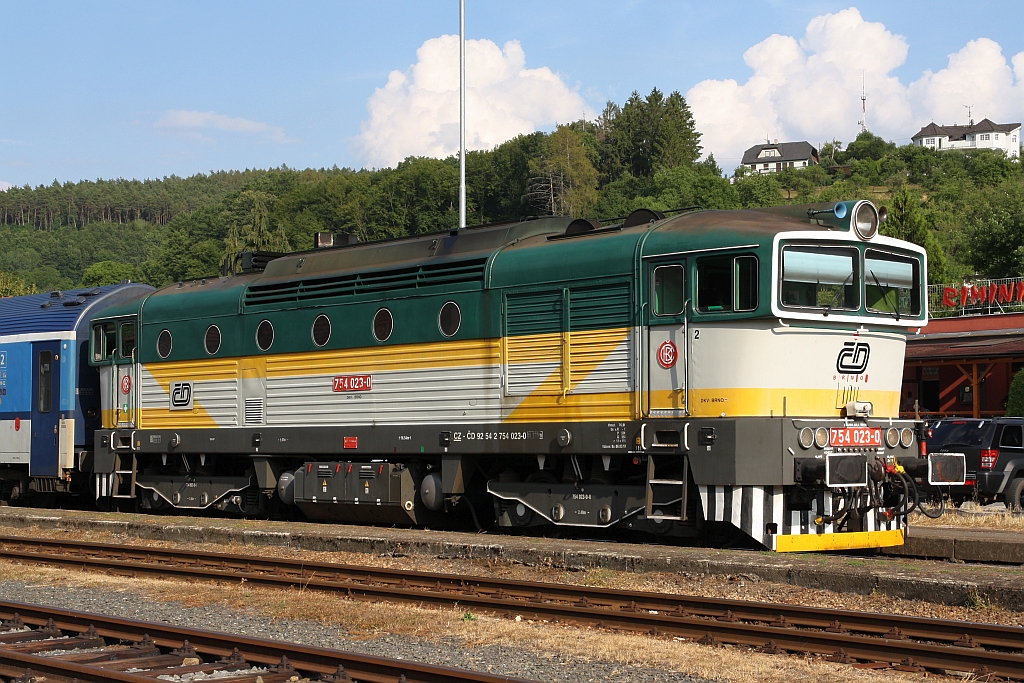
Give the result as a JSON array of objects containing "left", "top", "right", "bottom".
[
  {"left": 14, "top": 417, "right": 20, "bottom": 431},
  {"left": 335, "top": 463, "right": 341, "bottom": 473},
  {"left": 632, "top": 456, "right": 640, "bottom": 465},
  {"left": 306, "top": 463, "right": 312, "bottom": 473}
]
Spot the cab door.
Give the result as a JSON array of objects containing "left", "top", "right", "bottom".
[
  {"left": 114, "top": 320, "right": 138, "bottom": 428},
  {"left": 30, "top": 341, "right": 60, "bottom": 476},
  {"left": 645, "top": 262, "right": 687, "bottom": 417}
]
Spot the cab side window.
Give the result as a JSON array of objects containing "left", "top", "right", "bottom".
[
  {"left": 697, "top": 257, "right": 731, "bottom": 312},
  {"left": 653, "top": 265, "right": 684, "bottom": 316},
  {"left": 697, "top": 254, "right": 759, "bottom": 313},
  {"left": 92, "top": 323, "right": 117, "bottom": 362},
  {"left": 1000, "top": 425, "right": 1023, "bottom": 447},
  {"left": 120, "top": 322, "right": 137, "bottom": 359}
]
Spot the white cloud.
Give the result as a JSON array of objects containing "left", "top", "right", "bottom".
[
  {"left": 687, "top": 7, "right": 1024, "bottom": 166},
  {"left": 357, "top": 35, "right": 594, "bottom": 168},
  {"left": 155, "top": 110, "right": 295, "bottom": 144},
  {"left": 0, "top": 182, "right": 12, "bottom": 192}
]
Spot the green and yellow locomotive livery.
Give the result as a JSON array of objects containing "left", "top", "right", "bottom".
[{"left": 89, "top": 202, "right": 963, "bottom": 550}]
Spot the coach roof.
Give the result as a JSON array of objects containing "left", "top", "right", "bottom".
[{"left": 0, "top": 284, "right": 153, "bottom": 336}]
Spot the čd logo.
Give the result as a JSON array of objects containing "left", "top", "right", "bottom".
[{"left": 836, "top": 342, "right": 870, "bottom": 373}]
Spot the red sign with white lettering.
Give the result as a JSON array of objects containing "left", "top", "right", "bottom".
[
  {"left": 344, "top": 436, "right": 358, "bottom": 449},
  {"left": 333, "top": 374, "right": 372, "bottom": 392}
]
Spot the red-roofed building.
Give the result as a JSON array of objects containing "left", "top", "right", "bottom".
[{"left": 903, "top": 277, "right": 1024, "bottom": 418}]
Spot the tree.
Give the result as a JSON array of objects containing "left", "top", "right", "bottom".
[
  {"left": 528, "top": 126, "right": 598, "bottom": 217},
  {"left": 1007, "top": 369, "right": 1024, "bottom": 417},
  {"left": 81, "top": 260, "right": 135, "bottom": 286},
  {"left": 0, "top": 271, "right": 36, "bottom": 297},
  {"left": 223, "top": 190, "right": 290, "bottom": 271},
  {"left": 840, "top": 131, "right": 895, "bottom": 162},
  {"left": 735, "top": 174, "right": 784, "bottom": 208},
  {"left": 882, "top": 185, "right": 928, "bottom": 245},
  {"left": 598, "top": 89, "right": 701, "bottom": 182}
]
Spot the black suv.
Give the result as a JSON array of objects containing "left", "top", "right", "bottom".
[{"left": 926, "top": 418, "right": 1024, "bottom": 509}]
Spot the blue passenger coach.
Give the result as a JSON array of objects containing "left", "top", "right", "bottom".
[{"left": 0, "top": 284, "right": 151, "bottom": 499}]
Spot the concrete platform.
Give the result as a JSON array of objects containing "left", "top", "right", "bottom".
[
  {"left": 0, "top": 507, "right": 1022, "bottom": 611},
  {"left": 884, "top": 525, "right": 1024, "bottom": 563}
]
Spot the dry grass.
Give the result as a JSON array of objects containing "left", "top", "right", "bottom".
[
  {"left": 0, "top": 560, "right": 942, "bottom": 683},
  {"left": 910, "top": 508, "right": 1024, "bottom": 531}
]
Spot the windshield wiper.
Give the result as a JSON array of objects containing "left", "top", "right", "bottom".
[{"left": 870, "top": 269, "right": 900, "bottom": 322}]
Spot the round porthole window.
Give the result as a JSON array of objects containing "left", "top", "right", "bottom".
[
  {"left": 256, "top": 320, "right": 274, "bottom": 351},
  {"left": 373, "top": 308, "right": 393, "bottom": 342},
  {"left": 439, "top": 301, "right": 461, "bottom": 337},
  {"left": 205, "top": 325, "right": 221, "bottom": 355},
  {"left": 312, "top": 314, "right": 331, "bottom": 347},
  {"left": 157, "top": 329, "right": 172, "bottom": 359}
]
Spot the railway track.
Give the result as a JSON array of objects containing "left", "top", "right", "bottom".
[
  {"left": 1, "top": 534, "right": 1022, "bottom": 679},
  {"left": 0, "top": 600, "right": 533, "bottom": 683}
]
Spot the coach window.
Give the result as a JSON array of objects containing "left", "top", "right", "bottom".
[
  {"left": 652, "top": 265, "right": 684, "bottom": 316},
  {"left": 38, "top": 350, "right": 53, "bottom": 413},
  {"left": 119, "top": 322, "right": 136, "bottom": 359}
]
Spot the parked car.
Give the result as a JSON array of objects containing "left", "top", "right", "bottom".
[{"left": 926, "top": 418, "right": 1024, "bottom": 509}]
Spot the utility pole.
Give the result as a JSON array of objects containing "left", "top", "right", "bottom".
[{"left": 455, "top": 0, "right": 466, "bottom": 235}]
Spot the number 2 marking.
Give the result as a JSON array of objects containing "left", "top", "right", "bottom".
[{"left": 693, "top": 329, "right": 700, "bottom": 340}]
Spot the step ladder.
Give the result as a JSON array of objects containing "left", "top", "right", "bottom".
[
  {"left": 112, "top": 451, "right": 136, "bottom": 499},
  {"left": 645, "top": 453, "right": 688, "bottom": 521}
]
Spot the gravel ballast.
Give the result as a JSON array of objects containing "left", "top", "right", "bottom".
[{"left": 0, "top": 580, "right": 708, "bottom": 683}]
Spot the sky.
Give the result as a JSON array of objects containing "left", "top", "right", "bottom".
[{"left": 3, "top": 1, "right": 1024, "bottom": 190}]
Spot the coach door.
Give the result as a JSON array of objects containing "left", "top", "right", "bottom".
[
  {"left": 645, "top": 262, "right": 687, "bottom": 417},
  {"left": 30, "top": 341, "right": 60, "bottom": 477}
]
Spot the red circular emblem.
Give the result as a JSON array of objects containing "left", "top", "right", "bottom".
[
  {"left": 121, "top": 375, "right": 132, "bottom": 394},
  {"left": 657, "top": 341, "right": 678, "bottom": 369}
]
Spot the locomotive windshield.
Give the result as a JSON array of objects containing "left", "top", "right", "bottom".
[
  {"left": 781, "top": 245, "right": 859, "bottom": 310},
  {"left": 865, "top": 249, "right": 921, "bottom": 316},
  {"left": 779, "top": 243, "right": 923, "bottom": 318}
]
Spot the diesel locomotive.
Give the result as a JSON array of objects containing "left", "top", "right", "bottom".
[{"left": 2, "top": 201, "right": 965, "bottom": 551}]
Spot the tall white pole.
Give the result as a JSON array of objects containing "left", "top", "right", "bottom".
[{"left": 458, "top": 0, "right": 466, "bottom": 232}]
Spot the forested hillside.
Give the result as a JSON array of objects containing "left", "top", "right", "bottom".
[{"left": 2, "top": 87, "right": 1022, "bottom": 295}]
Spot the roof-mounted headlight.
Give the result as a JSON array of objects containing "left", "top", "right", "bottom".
[{"left": 852, "top": 201, "right": 879, "bottom": 240}]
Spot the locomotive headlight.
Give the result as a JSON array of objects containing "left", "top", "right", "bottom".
[
  {"left": 798, "top": 427, "right": 814, "bottom": 449},
  {"left": 852, "top": 201, "right": 879, "bottom": 240},
  {"left": 814, "top": 427, "right": 830, "bottom": 449},
  {"left": 900, "top": 428, "right": 915, "bottom": 448},
  {"left": 885, "top": 427, "right": 900, "bottom": 449}
]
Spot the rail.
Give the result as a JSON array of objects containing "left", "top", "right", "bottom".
[
  {"left": 0, "top": 600, "right": 533, "bottom": 683},
  {"left": 0, "top": 534, "right": 1022, "bottom": 679}
]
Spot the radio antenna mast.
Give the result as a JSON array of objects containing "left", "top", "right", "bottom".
[
  {"left": 963, "top": 104, "right": 974, "bottom": 126},
  {"left": 858, "top": 71, "right": 867, "bottom": 133},
  {"left": 454, "top": 0, "right": 466, "bottom": 235}
]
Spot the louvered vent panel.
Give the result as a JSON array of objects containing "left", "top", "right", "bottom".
[
  {"left": 244, "top": 258, "right": 487, "bottom": 307},
  {"left": 244, "top": 398, "right": 265, "bottom": 425}
]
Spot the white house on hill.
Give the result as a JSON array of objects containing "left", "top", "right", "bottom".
[
  {"left": 741, "top": 141, "right": 818, "bottom": 174},
  {"left": 911, "top": 119, "right": 1020, "bottom": 158}
]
